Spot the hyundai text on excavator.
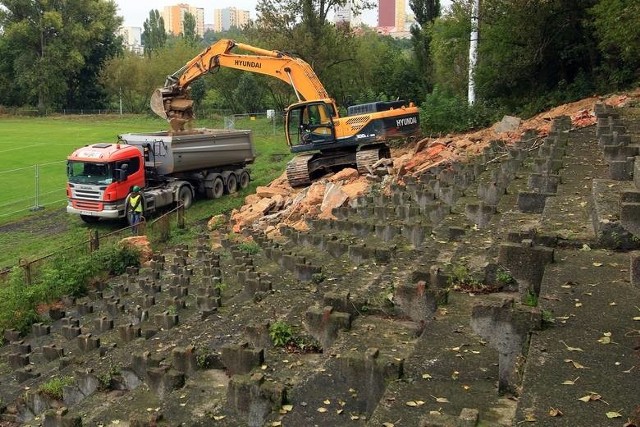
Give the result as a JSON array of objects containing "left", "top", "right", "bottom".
[{"left": 150, "top": 39, "right": 420, "bottom": 187}]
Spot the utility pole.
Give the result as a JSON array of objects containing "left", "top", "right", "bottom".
[{"left": 468, "top": 0, "right": 480, "bottom": 106}]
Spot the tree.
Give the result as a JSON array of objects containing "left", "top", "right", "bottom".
[
  {"left": 429, "top": 1, "right": 472, "bottom": 97},
  {"left": 409, "top": 0, "right": 441, "bottom": 97},
  {"left": 0, "top": 0, "right": 122, "bottom": 111},
  {"left": 101, "top": 38, "right": 202, "bottom": 113},
  {"left": 589, "top": 0, "right": 640, "bottom": 88},
  {"left": 233, "top": 74, "right": 267, "bottom": 114},
  {"left": 182, "top": 11, "right": 199, "bottom": 46},
  {"left": 142, "top": 9, "right": 167, "bottom": 57}
]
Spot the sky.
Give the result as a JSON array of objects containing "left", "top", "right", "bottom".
[{"left": 114, "top": 0, "right": 453, "bottom": 29}]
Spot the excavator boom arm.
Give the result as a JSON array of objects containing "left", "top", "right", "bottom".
[{"left": 152, "top": 39, "right": 331, "bottom": 127}]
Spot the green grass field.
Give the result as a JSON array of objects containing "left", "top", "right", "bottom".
[{"left": 0, "top": 114, "right": 291, "bottom": 268}]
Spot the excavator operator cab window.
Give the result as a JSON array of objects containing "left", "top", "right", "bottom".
[{"left": 289, "top": 103, "right": 334, "bottom": 147}]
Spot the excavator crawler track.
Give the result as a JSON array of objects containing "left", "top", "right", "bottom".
[
  {"left": 356, "top": 146, "right": 390, "bottom": 175},
  {"left": 286, "top": 154, "right": 314, "bottom": 187}
]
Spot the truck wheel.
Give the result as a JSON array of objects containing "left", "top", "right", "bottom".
[
  {"left": 178, "top": 186, "right": 193, "bottom": 209},
  {"left": 226, "top": 173, "right": 238, "bottom": 194},
  {"left": 206, "top": 177, "right": 224, "bottom": 199},
  {"left": 238, "top": 170, "right": 250, "bottom": 189},
  {"left": 80, "top": 215, "right": 100, "bottom": 224}
]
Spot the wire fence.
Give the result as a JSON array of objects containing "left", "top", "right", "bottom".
[
  {"left": 0, "top": 204, "right": 186, "bottom": 286},
  {"left": 0, "top": 161, "right": 68, "bottom": 219}
]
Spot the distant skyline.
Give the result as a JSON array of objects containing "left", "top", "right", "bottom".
[{"left": 114, "top": 0, "right": 452, "bottom": 29}]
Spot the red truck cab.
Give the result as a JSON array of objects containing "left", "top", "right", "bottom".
[{"left": 66, "top": 143, "right": 145, "bottom": 223}]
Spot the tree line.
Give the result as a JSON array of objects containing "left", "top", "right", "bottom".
[{"left": 0, "top": 0, "right": 637, "bottom": 133}]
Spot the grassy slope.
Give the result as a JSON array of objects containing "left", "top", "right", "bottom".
[{"left": 0, "top": 114, "right": 291, "bottom": 268}]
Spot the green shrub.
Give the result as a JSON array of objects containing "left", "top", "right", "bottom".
[
  {"left": 420, "top": 86, "right": 498, "bottom": 135},
  {"left": 0, "top": 245, "right": 140, "bottom": 334},
  {"left": 96, "top": 245, "right": 141, "bottom": 275},
  {"left": 237, "top": 241, "right": 260, "bottom": 255},
  {"left": 269, "top": 320, "right": 293, "bottom": 347}
]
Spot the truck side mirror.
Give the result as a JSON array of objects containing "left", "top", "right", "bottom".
[{"left": 116, "top": 163, "right": 129, "bottom": 182}]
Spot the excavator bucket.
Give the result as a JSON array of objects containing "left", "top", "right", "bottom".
[{"left": 150, "top": 88, "right": 169, "bottom": 120}]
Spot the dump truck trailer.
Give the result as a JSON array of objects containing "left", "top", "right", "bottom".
[{"left": 66, "top": 128, "right": 255, "bottom": 223}]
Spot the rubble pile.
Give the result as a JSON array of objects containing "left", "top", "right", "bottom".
[{"left": 229, "top": 92, "right": 637, "bottom": 235}]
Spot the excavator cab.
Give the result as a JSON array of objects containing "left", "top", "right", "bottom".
[{"left": 286, "top": 101, "right": 336, "bottom": 152}]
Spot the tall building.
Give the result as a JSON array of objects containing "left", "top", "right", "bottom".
[
  {"left": 162, "top": 4, "right": 205, "bottom": 37},
  {"left": 333, "top": 0, "right": 362, "bottom": 26},
  {"left": 378, "top": 0, "right": 406, "bottom": 30},
  {"left": 213, "top": 7, "right": 250, "bottom": 32},
  {"left": 117, "top": 26, "right": 143, "bottom": 55}
]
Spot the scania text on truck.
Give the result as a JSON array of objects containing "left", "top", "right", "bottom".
[{"left": 66, "top": 128, "right": 256, "bottom": 223}]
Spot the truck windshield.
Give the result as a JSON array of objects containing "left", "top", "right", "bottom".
[{"left": 67, "top": 161, "right": 114, "bottom": 185}]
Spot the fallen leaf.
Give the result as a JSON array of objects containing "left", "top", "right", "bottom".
[
  {"left": 213, "top": 416, "right": 226, "bottom": 421},
  {"left": 406, "top": 401, "right": 418, "bottom": 407},
  {"left": 271, "top": 422, "right": 282, "bottom": 426},
  {"left": 549, "top": 407, "right": 563, "bottom": 417},
  {"left": 523, "top": 412, "right": 537, "bottom": 422},
  {"left": 606, "top": 411, "right": 622, "bottom": 418},
  {"left": 593, "top": 262, "right": 603, "bottom": 267},
  {"left": 578, "top": 392, "right": 602, "bottom": 403},
  {"left": 422, "top": 373, "right": 432, "bottom": 379},
  {"left": 598, "top": 333, "right": 612, "bottom": 344},
  {"left": 562, "top": 376, "right": 579, "bottom": 385},
  {"left": 317, "top": 407, "right": 327, "bottom": 413},
  {"left": 336, "top": 409, "right": 343, "bottom": 415},
  {"left": 432, "top": 395, "right": 450, "bottom": 403},
  {"left": 323, "top": 399, "right": 330, "bottom": 405},
  {"left": 382, "top": 423, "right": 395, "bottom": 427},
  {"left": 560, "top": 341, "right": 584, "bottom": 352},
  {"left": 350, "top": 415, "right": 360, "bottom": 420}
]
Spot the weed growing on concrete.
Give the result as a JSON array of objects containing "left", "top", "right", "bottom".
[
  {"left": 446, "top": 263, "right": 485, "bottom": 293},
  {"left": 311, "top": 272, "right": 325, "bottom": 284},
  {"left": 237, "top": 241, "right": 260, "bottom": 255},
  {"left": 196, "top": 350, "right": 214, "bottom": 369},
  {"left": 541, "top": 309, "right": 555, "bottom": 326},
  {"left": 38, "top": 376, "right": 74, "bottom": 400},
  {"left": 523, "top": 290, "right": 539, "bottom": 307},
  {"left": 97, "top": 365, "right": 121, "bottom": 391},
  {"left": 496, "top": 268, "right": 515, "bottom": 286},
  {"left": 269, "top": 320, "right": 293, "bottom": 347}
]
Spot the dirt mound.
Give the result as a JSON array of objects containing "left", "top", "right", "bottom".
[{"left": 231, "top": 92, "right": 638, "bottom": 235}]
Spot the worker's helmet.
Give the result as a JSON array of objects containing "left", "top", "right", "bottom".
[{"left": 132, "top": 186, "right": 141, "bottom": 192}]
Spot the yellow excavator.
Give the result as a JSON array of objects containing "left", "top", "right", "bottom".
[{"left": 151, "top": 39, "right": 420, "bottom": 187}]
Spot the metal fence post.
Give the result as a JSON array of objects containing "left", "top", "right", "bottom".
[{"left": 30, "top": 164, "right": 44, "bottom": 212}]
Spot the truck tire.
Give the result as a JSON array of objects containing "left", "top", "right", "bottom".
[
  {"left": 178, "top": 185, "right": 193, "bottom": 209},
  {"left": 206, "top": 177, "right": 224, "bottom": 199},
  {"left": 80, "top": 215, "right": 100, "bottom": 224},
  {"left": 225, "top": 173, "right": 238, "bottom": 194},
  {"left": 238, "top": 170, "right": 250, "bottom": 189}
]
